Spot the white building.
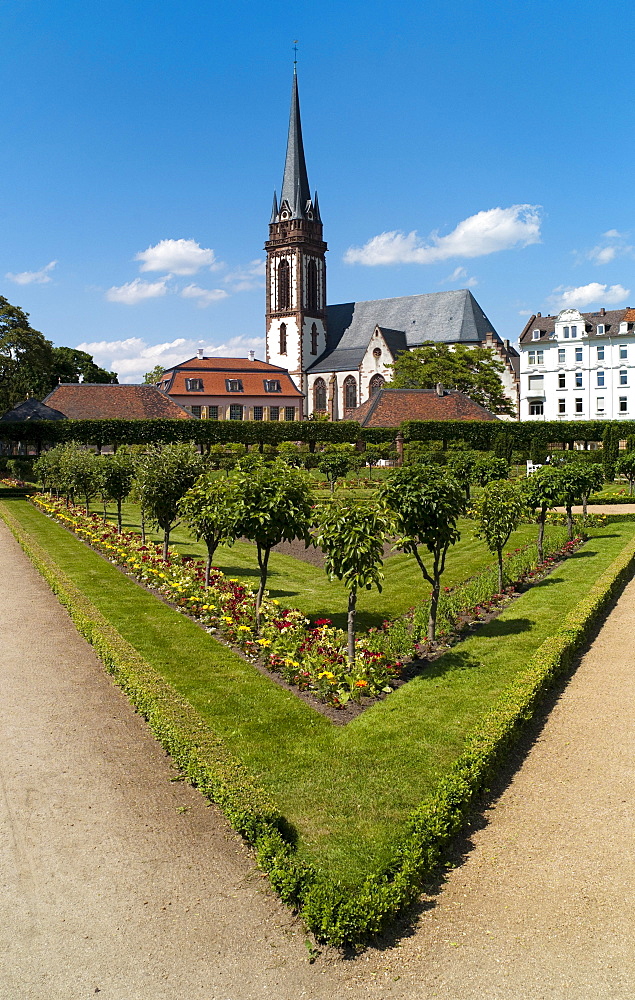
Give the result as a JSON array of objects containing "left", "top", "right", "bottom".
[{"left": 519, "top": 307, "right": 635, "bottom": 421}]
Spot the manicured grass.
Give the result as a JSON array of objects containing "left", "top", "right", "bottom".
[
  {"left": 6, "top": 493, "right": 635, "bottom": 887},
  {"left": 110, "top": 498, "right": 561, "bottom": 631}
]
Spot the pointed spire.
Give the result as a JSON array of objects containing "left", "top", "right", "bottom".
[
  {"left": 280, "top": 69, "right": 311, "bottom": 217},
  {"left": 313, "top": 190, "right": 321, "bottom": 223},
  {"left": 270, "top": 190, "right": 279, "bottom": 223}
]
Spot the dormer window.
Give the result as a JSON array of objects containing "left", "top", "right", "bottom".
[
  {"left": 225, "top": 379, "right": 243, "bottom": 392},
  {"left": 264, "top": 379, "right": 282, "bottom": 392},
  {"left": 185, "top": 378, "right": 204, "bottom": 391},
  {"left": 563, "top": 326, "right": 569, "bottom": 338},
  {"left": 571, "top": 325, "right": 577, "bottom": 338},
  {"left": 532, "top": 329, "right": 541, "bottom": 340},
  {"left": 597, "top": 324, "right": 605, "bottom": 335}
]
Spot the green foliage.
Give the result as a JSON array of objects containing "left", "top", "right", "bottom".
[
  {"left": 523, "top": 465, "right": 564, "bottom": 560},
  {"left": 233, "top": 460, "right": 314, "bottom": 623},
  {"left": 51, "top": 346, "right": 117, "bottom": 385},
  {"left": 143, "top": 364, "right": 166, "bottom": 385},
  {"left": 447, "top": 450, "right": 477, "bottom": 498},
  {"left": 98, "top": 452, "right": 136, "bottom": 531},
  {"left": 134, "top": 444, "right": 204, "bottom": 558},
  {"left": 0, "top": 295, "right": 55, "bottom": 410},
  {"left": 603, "top": 424, "right": 620, "bottom": 482},
  {"left": 389, "top": 341, "right": 516, "bottom": 416},
  {"left": 178, "top": 473, "right": 240, "bottom": 584},
  {"left": 558, "top": 463, "right": 604, "bottom": 538},
  {"left": 314, "top": 498, "right": 392, "bottom": 667},
  {"left": 616, "top": 452, "right": 635, "bottom": 495},
  {"left": 318, "top": 450, "right": 351, "bottom": 492},
  {"left": 493, "top": 429, "right": 514, "bottom": 463},
  {"left": 473, "top": 454, "right": 509, "bottom": 486},
  {"left": 379, "top": 466, "right": 464, "bottom": 640},
  {"left": 472, "top": 480, "right": 526, "bottom": 591},
  {"left": 529, "top": 432, "right": 548, "bottom": 465}
]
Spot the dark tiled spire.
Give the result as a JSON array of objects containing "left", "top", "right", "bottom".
[{"left": 280, "top": 69, "right": 311, "bottom": 217}]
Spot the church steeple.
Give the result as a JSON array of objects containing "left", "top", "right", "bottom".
[{"left": 265, "top": 66, "right": 328, "bottom": 412}]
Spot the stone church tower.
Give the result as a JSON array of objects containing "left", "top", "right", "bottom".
[{"left": 265, "top": 69, "right": 327, "bottom": 413}]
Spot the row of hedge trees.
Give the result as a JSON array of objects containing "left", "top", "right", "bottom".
[{"left": 5, "top": 416, "right": 635, "bottom": 452}]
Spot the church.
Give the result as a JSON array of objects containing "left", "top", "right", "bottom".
[{"left": 264, "top": 69, "right": 520, "bottom": 420}]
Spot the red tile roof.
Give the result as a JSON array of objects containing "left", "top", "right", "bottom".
[
  {"left": 160, "top": 357, "right": 303, "bottom": 398},
  {"left": 349, "top": 388, "right": 499, "bottom": 426},
  {"left": 43, "top": 384, "right": 193, "bottom": 420}
]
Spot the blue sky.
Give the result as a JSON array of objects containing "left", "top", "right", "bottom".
[{"left": 2, "top": 0, "right": 635, "bottom": 380}]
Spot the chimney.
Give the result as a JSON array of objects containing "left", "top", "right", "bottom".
[
  {"left": 436, "top": 382, "right": 444, "bottom": 397},
  {"left": 197, "top": 348, "right": 204, "bottom": 360},
  {"left": 504, "top": 339, "right": 510, "bottom": 351},
  {"left": 248, "top": 351, "right": 255, "bottom": 361},
  {"left": 600, "top": 308, "right": 606, "bottom": 317}
]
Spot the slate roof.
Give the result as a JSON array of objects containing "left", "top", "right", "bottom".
[
  {"left": 43, "top": 384, "right": 193, "bottom": 420},
  {"left": 307, "top": 290, "right": 501, "bottom": 373},
  {"left": 159, "top": 357, "right": 303, "bottom": 398},
  {"left": 0, "top": 398, "right": 67, "bottom": 422},
  {"left": 519, "top": 309, "right": 631, "bottom": 344},
  {"left": 349, "top": 387, "right": 499, "bottom": 427}
]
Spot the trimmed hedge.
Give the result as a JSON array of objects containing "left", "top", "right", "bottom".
[{"left": 3, "top": 497, "right": 635, "bottom": 947}]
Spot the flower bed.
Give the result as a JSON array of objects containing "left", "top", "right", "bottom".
[{"left": 30, "top": 493, "right": 582, "bottom": 710}]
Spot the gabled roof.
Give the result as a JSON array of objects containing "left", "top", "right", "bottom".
[
  {"left": 0, "top": 398, "right": 67, "bottom": 422},
  {"left": 160, "top": 357, "right": 303, "bottom": 398},
  {"left": 307, "top": 289, "right": 500, "bottom": 373},
  {"left": 43, "top": 384, "right": 193, "bottom": 420},
  {"left": 349, "top": 387, "right": 499, "bottom": 427},
  {"left": 519, "top": 308, "right": 629, "bottom": 344}
]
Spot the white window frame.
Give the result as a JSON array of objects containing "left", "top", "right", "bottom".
[
  {"left": 597, "top": 345, "right": 605, "bottom": 360},
  {"left": 575, "top": 398, "right": 583, "bottom": 413},
  {"left": 597, "top": 324, "right": 605, "bottom": 335},
  {"left": 532, "top": 329, "right": 541, "bottom": 340},
  {"left": 620, "top": 369, "right": 628, "bottom": 386},
  {"left": 558, "top": 398, "right": 566, "bottom": 414},
  {"left": 620, "top": 345, "right": 628, "bottom": 359},
  {"left": 619, "top": 396, "right": 628, "bottom": 413},
  {"left": 558, "top": 348, "right": 566, "bottom": 363},
  {"left": 597, "top": 371, "right": 605, "bottom": 387},
  {"left": 575, "top": 372, "right": 583, "bottom": 388},
  {"left": 596, "top": 397, "right": 605, "bottom": 413}
]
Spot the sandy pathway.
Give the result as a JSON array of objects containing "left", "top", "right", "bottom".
[{"left": 2, "top": 513, "right": 635, "bottom": 998}]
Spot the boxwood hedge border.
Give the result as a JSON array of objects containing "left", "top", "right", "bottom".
[{"left": 2, "top": 497, "right": 634, "bottom": 948}]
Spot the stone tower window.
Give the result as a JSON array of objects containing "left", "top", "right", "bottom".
[
  {"left": 307, "top": 259, "right": 318, "bottom": 310},
  {"left": 344, "top": 375, "right": 357, "bottom": 410},
  {"left": 279, "top": 323, "right": 287, "bottom": 355},
  {"left": 311, "top": 323, "right": 318, "bottom": 355},
  {"left": 369, "top": 374, "right": 385, "bottom": 396},
  {"left": 313, "top": 377, "right": 327, "bottom": 411},
  {"left": 277, "top": 259, "right": 290, "bottom": 310}
]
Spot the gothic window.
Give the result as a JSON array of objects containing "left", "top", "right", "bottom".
[
  {"left": 277, "top": 259, "right": 290, "bottom": 310},
  {"left": 313, "top": 377, "right": 327, "bottom": 411},
  {"left": 310, "top": 323, "right": 318, "bottom": 355},
  {"left": 307, "top": 259, "right": 318, "bottom": 310},
  {"left": 369, "top": 374, "right": 385, "bottom": 396},
  {"left": 279, "top": 323, "right": 287, "bottom": 355},
  {"left": 344, "top": 376, "right": 357, "bottom": 410}
]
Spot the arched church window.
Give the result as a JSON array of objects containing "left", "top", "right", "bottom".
[
  {"left": 369, "top": 374, "right": 385, "bottom": 396},
  {"left": 279, "top": 323, "right": 287, "bottom": 355},
  {"left": 277, "top": 259, "right": 290, "bottom": 310},
  {"left": 311, "top": 323, "right": 318, "bottom": 355},
  {"left": 313, "top": 377, "right": 327, "bottom": 412},
  {"left": 307, "top": 259, "right": 318, "bottom": 311},
  {"left": 344, "top": 376, "right": 357, "bottom": 410}
]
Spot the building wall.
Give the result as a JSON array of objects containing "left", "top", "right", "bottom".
[{"left": 171, "top": 394, "right": 300, "bottom": 421}]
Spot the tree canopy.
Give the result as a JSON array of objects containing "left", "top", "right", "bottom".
[
  {"left": 51, "top": 346, "right": 117, "bottom": 385},
  {"left": 389, "top": 341, "right": 515, "bottom": 416}
]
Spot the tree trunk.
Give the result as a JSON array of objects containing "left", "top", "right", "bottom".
[
  {"left": 255, "top": 545, "right": 270, "bottom": 631},
  {"left": 163, "top": 526, "right": 170, "bottom": 561},
  {"left": 330, "top": 478, "right": 335, "bottom": 494},
  {"left": 582, "top": 493, "right": 588, "bottom": 521},
  {"left": 205, "top": 539, "right": 218, "bottom": 588},
  {"left": 117, "top": 498, "right": 123, "bottom": 533},
  {"left": 85, "top": 493, "right": 90, "bottom": 516},
  {"left": 140, "top": 506, "right": 146, "bottom": 544},
  {"left": 537, "top": 508, "right": 546, "bottom": 563},
  {"left": 428, "top": 579, "right": 440, "bottom": 643},
  {"left": 347, "top": 588, "right": 357, "bottom": 669},
  {"left": 102, "top": 500, "right": 107, "bottom": 523},
  {"left": 566, "top": 504, "right": 574, "bottom": 540},
  {"left": 497, "top": 546, "right": 504, "bottom": 594}
]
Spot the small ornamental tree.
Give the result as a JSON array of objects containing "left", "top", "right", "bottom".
[
  {"left": 314, "top": 499, "right": 392, "bottom": 669},
  {"left": 178, "top": 474, "right": 240, "bottom": 586},
  {"left": 60, "top": 444, "right": 102, "bottom": 514},
  {"left": 473, "top": 455, "right": 509, "bottom": 487},
  {"left": 99, "top": 452, "right": 135, "bottom": 531},
  {"left": 617, "top": 451, "right": 635, "bottom": 495},
  {"left": 523, "top": 466, "right": 564, "bottom": 562},
  {"left": 472, "top": 480, "right": 526, "bottom": 593},
  {"left": 319, "top": 451, "right": 351, "bottom": 492},
  {"left": 135, "top": 444, "right": 203, "bottom": 558},
  {"left": 447, "top": 451, "right": 477, "bottom": 500},
  {"left": 363, "top": 443, "right": 387, "bottom": 479},
  {"left": 557, "top": 464, "right": 591, "bottom": 539},
  {"left": 379, "top": 466, "right": 464, "bottom": 641},
  {"left": 233, "top": 460, "right": 314, "bottom": 627}
]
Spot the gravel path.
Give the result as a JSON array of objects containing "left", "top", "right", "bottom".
[{"left": 2, "top": 514, "right": 635, "bottom": 998}]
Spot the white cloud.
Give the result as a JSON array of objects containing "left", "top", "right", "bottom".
[
  {"left": 344, "top": 205, "right": 542, "bottom": 266},
  {"left": 518, "top": 310, "right": 533, "bottom": 316},
  {"left": 181, "top": 284, "right": 229, "bottom": 307},
  {"left": 548, "top": 282, "right": 631, "bottom": 310},
  {"left": 135, "top": 238, "right": 219, "bottom": 275},
  {"left": 223, "top": 258, "right": 266, "bottom": 292},
  {"left": 589, "top": 245, "right": 618, "bottom": 264},
  {"left": 105, "top": 277, "right": 169, "bottom": 304},
  {"left": 603, "top": 229, "right": 623, "bottom": 239},
  {"left": 579, "top": 229, "right": 633, "bottom": 265},
  {"left": 444, "top": 266, "right": 467, "bottom": 282},
  {"left": 6, "top": 260, "right": 57, "bottom": 285},
  {"left": 77, "top": 335, "right": 266, "bottom": 383}
]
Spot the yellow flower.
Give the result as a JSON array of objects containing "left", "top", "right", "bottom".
[{"left": 318, "top": 671, "right": 335, "bottom": 680}]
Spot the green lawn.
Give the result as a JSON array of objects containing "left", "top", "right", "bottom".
[{"left": 6, "top": 492, "right": 635, "bottom": 887}]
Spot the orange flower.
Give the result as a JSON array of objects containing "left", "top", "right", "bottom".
[{"left": 355, "top": 679, "right": 368, "bottom": 688}]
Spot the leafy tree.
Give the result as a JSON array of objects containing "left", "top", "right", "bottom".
[
  {"left": 602, "top": 425, "right": 619, "bottom": 482},
  {"left": 0, "top": 296, "right": 54, "bottom": 410},
  {"left": 318, "top": 451, "right": 351, "bottom": 492},
  {"left": 379, "top": 466, "right": 464, "bottom": 641},
  {"left": 314, "top": 499, "right": 392, "bottom": 669},
  {"left": 135, "top": 444, "right": 203, "bottom": 558},
  {"left": 473, "top": 455, "right": 509, "bottom": 486},
  {"left": 51, "top": 346, "right": 117, "bottom": 385},
  {"left": 472, "top": 480, "right": 526, "bottom": 593},
  {"left": 178, "top": 474, "right": 240, "bottom": 586},
  {"left": 447, "top": 451, "right": 477, "bottom": 499},
  {"left": 233, "top": 460, "right": 313, "bottom": 627},
  {"left": 363, "top": 443, "right": 387, "bottom": 479},
  {"left": 617, "top": 452, "right": 635, "bottom": 495},
  {"left": 554, "top": 464, "right": 603, "bottom": 539},
  {"left": 143, "top": 364, "right": 166, "bottom": 385},
  {"left": 99, "top": 452, "right": 135, "bottom": 531},
  {"left": 388, "top": 341, "right": 516, "bottom": 416},
  {"left": 523, "top": 466, "right": 564, "bottom": 562},
  {"left": 493, "top": 430, "right": 514, "bottom": 463},
  {"left": 59, "top": 444, "right": 103, "bottom": 514},
  {"left": 530, "top": 433, "right": 548, "bottom": 466}
]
